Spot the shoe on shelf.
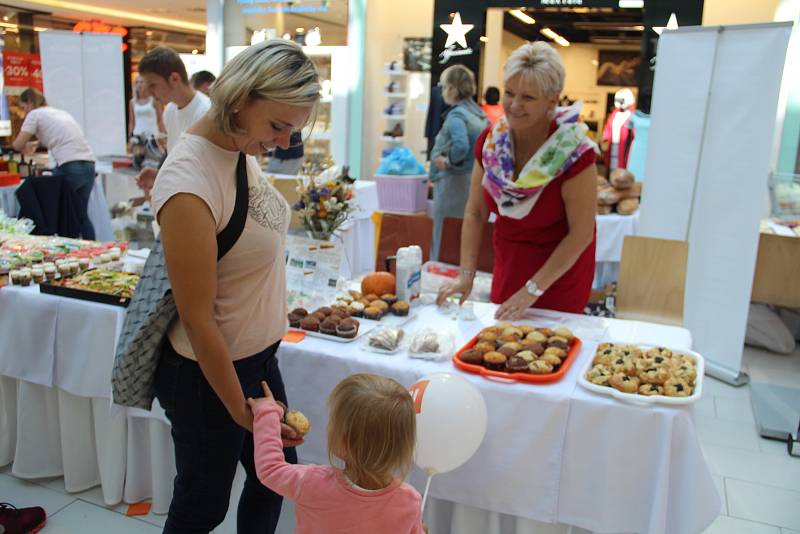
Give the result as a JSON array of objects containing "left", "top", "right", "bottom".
[
  {"left": 387, "top": 124, "right": 404, "bottom": 138},
  {"left": 0, "top": 503, "right": 47, "bottom": 534},
  {"left": 386, "top": 81, "right": 398, "bottom": 93}
]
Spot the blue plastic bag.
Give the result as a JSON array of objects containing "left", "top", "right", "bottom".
[{"left": 376, "top": 147, "right": 426, "bottom": 175}]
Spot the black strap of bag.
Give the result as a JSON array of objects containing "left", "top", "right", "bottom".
[{"left": 216, "top": 153, "right": 249, "bottom": 260}]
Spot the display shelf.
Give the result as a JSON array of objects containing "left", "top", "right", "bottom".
[
  {"left": 382, "top": 114, "right": 406, "bottom": 120},
  {"left": 383, "top": 92, "right": 408, "bottom": 98},
  {"left": 381, "top": 136, "right": 405, "bottom": 142},
  {"left": 384, "top": 69, "right": 408, "bottom": 76}
]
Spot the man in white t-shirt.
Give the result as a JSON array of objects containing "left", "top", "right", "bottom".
[{"left": 136, "top": 46, "right": 210, "bottom": 196}]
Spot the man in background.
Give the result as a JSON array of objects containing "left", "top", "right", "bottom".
[
  {"left": 190, "top": 70, "right": 216, "bottom": 96},
  {"left": 135, "top": 47, "right": 210, "bottom": 197}
]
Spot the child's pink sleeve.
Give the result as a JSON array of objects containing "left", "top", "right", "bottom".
[{"left": 252, "top": 400, "right": 310, "bottom": 502}]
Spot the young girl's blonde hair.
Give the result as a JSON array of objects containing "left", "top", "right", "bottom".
[{"left": 327, "top": 374, "right": 416, "bottom": 488}]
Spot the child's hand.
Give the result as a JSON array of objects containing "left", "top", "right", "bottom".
[{"left": 246, "top": 380, "right": 275, "bottom": 410}]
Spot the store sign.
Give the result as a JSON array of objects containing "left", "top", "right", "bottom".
[
  {"left": 72, "top": 21, "right": 129, "bottom": 52},
  {"left": 238, "top": 0, "right": 330, "bottom": 14},
  {"left": 3, "top": 52, "right": 43, "bottom": 92},
  {"left": 439, "top": 12, "right": 474, "bottom": 65}
]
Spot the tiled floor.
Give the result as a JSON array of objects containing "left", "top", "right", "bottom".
[{"left": 1, "top": 345, "right": 798, "bottom": 534}]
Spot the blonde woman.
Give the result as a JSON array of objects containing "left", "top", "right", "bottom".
[
  {"left": 249, "top": 373, "right": 426, "bottom": 533},
  {"left": 437, "top": 42, "right": 598, "bottom": 318},
  {"left": 151, "top": 40, "right": 320, "bottom": 533},
  {"left": 128, "top": 75, "right": 165, "bottom": 140},
  {"left": 429, "top": 64, "right": 489, "bottom": 260}
]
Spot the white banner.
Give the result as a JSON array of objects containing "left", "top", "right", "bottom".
[{"left": 639, "top": 23, "right": 792, "bottom": 384}]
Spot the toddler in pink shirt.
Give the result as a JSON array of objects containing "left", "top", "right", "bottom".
[{"left": 249, "top": 373, "right": 426, "bottom": 534}]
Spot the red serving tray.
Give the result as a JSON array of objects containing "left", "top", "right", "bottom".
[{"left": 453, "top": 334, "right": 583, "bottom": 384}]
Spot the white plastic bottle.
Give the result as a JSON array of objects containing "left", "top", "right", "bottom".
[{"left": 396, "top": 245, "right": 422, "bottom": 302}]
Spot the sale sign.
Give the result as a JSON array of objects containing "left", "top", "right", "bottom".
[{"left": 3, "top": 51, "right": 44, "bottom": 92}]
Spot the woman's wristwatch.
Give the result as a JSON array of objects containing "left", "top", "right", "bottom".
[{"left": 525, "top": 280, "right": 545, "bottom": 297}]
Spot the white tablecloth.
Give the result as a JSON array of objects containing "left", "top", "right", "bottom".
[
  {"left": 0, "top": 178, "right": 114, "bottom": 242},
  {"left": 0, "top": 285, "right": 720, "bottom": 533},
  {"left": 594, "top": 210, "right": 640, "bottom": 289}
]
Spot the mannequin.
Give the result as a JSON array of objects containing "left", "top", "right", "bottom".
[
  {"left": 627, "top": 109, "right": 651, "bottom": 182},
  {"left": 602, "top": 88, "right": 636, "bottom": 171}
]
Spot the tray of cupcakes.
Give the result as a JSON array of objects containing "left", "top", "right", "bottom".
[
  {"left": 330, "top": 289, "right": 414, "bottom": 325},
  {"left": 453, "top": 322, "right": 582, "bottom": 384},
  {"left": 577, "top": 342, "right": 705, "bottom": 405},
  {"left": 287, "top": 305, "right": 372, "bottom": 343}
]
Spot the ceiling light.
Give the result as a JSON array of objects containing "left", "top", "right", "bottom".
[
  {"left": 591, "top": 59, "right": 599, "bottom": 66},
  {"left": 619, "top": 0, "right": 644, "bottom": 8},
  {"left": 510, "top": 9, "right": 536, "bottom": 25},
  {"left": 14, "top": 0, "right": 206, "bottom": 32},
  {"left": 2, "top": 16, "right": 8, "bottom": 22},
  {"left": 191, "top": 49, "right": 198, "bottom": 54},
  {"left": 541, "top": 27, "right": 570, "bottom": 47},
  {"left": 479, "top": 36, "right": 488, "bottom": 42}
]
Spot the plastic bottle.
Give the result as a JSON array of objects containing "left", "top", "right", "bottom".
[{"left": 396, "top": 245, "right": 422, "bottom": 302}]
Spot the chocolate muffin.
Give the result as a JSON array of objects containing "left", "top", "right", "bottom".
[
  {"left": 483, "top": 351, "right": 507, "bottom": 371},
  {"left": 498, "top": 345, "right": 518, "bottom": 358},
  {"left": 319, "top": 318, "right": 338, "bottom": 336},
  {"left": 547, "top": 336, "right": 570, "bottom": 350},
  {"left": 391, "top": 301, "right": 409, "bottom": 316},
  {"left": 459, "top": 348, "right": 484, "bottom": 365},
  {"left": 300, "top": 316, "right": 320, "bottom": 332},
  {"left": 336, "top": 318, "right": 360, "bottom": 339},
  {"left": 291, "top": 308, "right": 309, "bottom": 318},
  {"left": 312, "top": 311, "right": 327, "bottom": 322},
  {"left": 316, "top": 306, "right": 333, "bottom": 317},
  {"left": 521, "top": 339, "right": 545, "bottom": 355},
  {"left": 327, "top": 315, "right": 343, "bottom": 326},
  {"left": 287, "top": 313, "right": 303, "bottom": 328},
  {"left": 506, "top": 355, "right": 530, "bottom": 373},
  {"left": 331, "top": 305, "right": 350, "bottom": 317}
]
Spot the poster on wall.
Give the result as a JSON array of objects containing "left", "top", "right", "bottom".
[
  {"left": 596, "top": 50, "right": 641, "bottom": 87},
  {"left": 404, "top": 38, "right": 432, "bottom": 72},
  {"left": 2, "top": 51, "right": 43, "bottom": 94}
]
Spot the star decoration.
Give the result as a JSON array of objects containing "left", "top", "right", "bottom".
[
  {"left": 653, "top": 13, "right": 679, "bottom": 36},
  {"left": 440, "top": 12, "right": 474, "bottom": 49}
]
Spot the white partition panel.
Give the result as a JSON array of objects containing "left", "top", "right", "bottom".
[
  {"left": 39, "top": 31, "right": 126, "bottom": 158},
  {"left": 638, "top": 23, "right": 792, "bottom": 384}
]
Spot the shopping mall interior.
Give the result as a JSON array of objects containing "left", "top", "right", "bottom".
[{"left": 0, "top": 0, "right": 798, "bottom": 533}]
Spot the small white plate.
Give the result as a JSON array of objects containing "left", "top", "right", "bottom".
[{"left": 577, "top": 342, "right": 705, "bottom": 406}]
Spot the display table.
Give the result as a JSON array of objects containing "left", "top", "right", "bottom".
[
  {"left": 594, "top": 210, "right": 640, "bottom": 289},
  {"left": 0, "top": 283, "right": 720, "bottom": 533},
  {"left": 0, "top": 177, "right": 114, "bottom": 242}
]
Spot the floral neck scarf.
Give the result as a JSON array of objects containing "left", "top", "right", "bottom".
[{"left": 481, "top": 102, "right": 598, "bottom": 219}]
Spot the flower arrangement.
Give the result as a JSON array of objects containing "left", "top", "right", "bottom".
[{"left": 292, "top": 159, "right": 354, "bottom": 241}]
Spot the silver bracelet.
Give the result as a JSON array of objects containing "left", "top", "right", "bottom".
[{"left": 460, "top": 268, "right": 475, "bottom": 279}]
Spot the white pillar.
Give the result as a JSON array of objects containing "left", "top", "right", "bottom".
[
  {"left": 482, "top": 8, "right": 504, "bottom": 94},
  {"left": 206, "top": 0, "right": 224, "bottom": 75},
  {"left": 224, "top": 0, "right": 248, "bottom": 48}
]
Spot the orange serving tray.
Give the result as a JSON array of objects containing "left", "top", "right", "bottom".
[{"left": 453, "top": 334, "right": 583, "bottom": 384}]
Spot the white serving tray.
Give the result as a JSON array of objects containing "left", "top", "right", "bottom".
[
  {"left": 293, "top": 324, "right": 374, "bottom": 344},
  {"left": 577, "top": 342, "right": 705, "bottom": 406}
]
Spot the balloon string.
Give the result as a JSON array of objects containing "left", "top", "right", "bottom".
[{"left": 421, "top": 474, "right": 433, "bottom": 514}]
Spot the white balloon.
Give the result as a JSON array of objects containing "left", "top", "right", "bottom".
[{"left": 410, "top": 372, "right": 488, "bottom": 475}]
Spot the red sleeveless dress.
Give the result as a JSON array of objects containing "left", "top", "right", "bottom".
[{"left": 475, "top": 125, "right": 596, "bottom": 314}]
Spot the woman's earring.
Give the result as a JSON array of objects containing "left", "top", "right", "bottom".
[
  {"left": 233, "top": 108, "right": 239, "bottom": 114},
  {"left": 547, "top": 108, "right": 555, "bottom": 120}
]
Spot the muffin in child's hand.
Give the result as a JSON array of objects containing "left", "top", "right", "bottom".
[{"left": 285, "top": 410, "right": 311, "bottom": 437}]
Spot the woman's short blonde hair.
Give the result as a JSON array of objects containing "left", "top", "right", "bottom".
[
  {"left": 504, "top": 41, "right": 565, "bottom": 97},
  {"left": 327, "top": 374, "right": 416, "bottom": 488},
  {"left": 441, "top": 64, "right": 477, "bottom": 104},
  {"left": 208, "top": 39, "right": 321, "bottom": 136}
]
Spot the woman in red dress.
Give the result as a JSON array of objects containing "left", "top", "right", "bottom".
[{"left": 437, "top": 42, "right": 598, "bottom": 319}]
